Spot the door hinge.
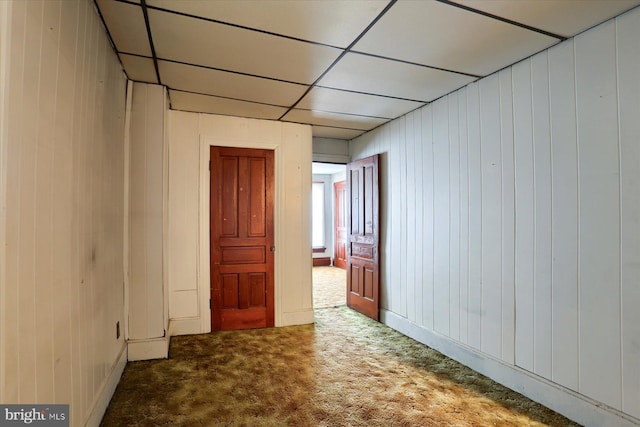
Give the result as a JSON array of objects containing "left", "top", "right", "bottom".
[
  {"left": 208, "top": 160, "right": 211, "bottom": 171},
  {"left": 209, "top": 299, "right": 212, "bottom": 309}
]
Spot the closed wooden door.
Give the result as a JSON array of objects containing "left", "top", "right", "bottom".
[
  {"left": 346, "top": 155, "right": 380, "bottom": 321},
  {"left": 210, "top": 146, "right": 274, "bottom": 331},
  {"left": 334, "top": 180, "right": 347, "bottom": 269}
]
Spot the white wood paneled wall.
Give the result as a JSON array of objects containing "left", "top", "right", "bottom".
[
  {"left": 128, "top": 83, "right": 166, "bottom": 341},
  {"left": 168, "top": 111, "right": 314, "bottom": 333},
  {"left": 351, "top": 7, "right": 640, "bottom": 422},
  {"left": 0, "top": 0, "right": 127, "bottom": 425}
]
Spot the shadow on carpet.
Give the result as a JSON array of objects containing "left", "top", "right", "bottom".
[{"left": 101, "top": 307, "right": 580, "bottom": 426}]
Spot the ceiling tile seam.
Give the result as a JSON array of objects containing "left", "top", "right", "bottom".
[
  {"left": 315, "top": 85, "right": 430, "bottom": 104},
  {"left": 144, "top": 4, "right": 344, "bottom": 51},
  {"left": 92, "top": 0, "right": 132, "bottom": 81},
  {"left": 114, "top": 0, "right": 140, "bottom": 6},
  {"left": 437, "top": 0, "right": 567, "bottom": 41},
  {"left": 280, "top": 119, "right": 382, "bottom": 132},
  {"left": 169, "top": 88, "right": 402, "bottom": 121},
  {"left": 290, "top": 108, "right": 392, "bottom": 121},
  {"left": 277, "top": 0, "right": 400, "bottom": 121},
  {"left": 113, "top": 51, "right": 430, "bottom": 105},
  {"left": 164, "top": 106, "right": 370, "bottom": 135},
  {"left": 349, "top": 50, "right": 482, "bottom": 79},
  {"left": 169, "top": 88, "right": 292, "bottom": 109},
  {"left": 140, "top": 0, "right": 162, "bottom": 85},
  {"left": 168, "top": 107, "right": 284, "bottom": 122},
  {"left": 156, "top": 57, "right": 311, "bottom": 87}
]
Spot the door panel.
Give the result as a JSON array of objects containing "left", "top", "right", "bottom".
[
  {"left": 211, "top": 146, "right": 274, "bottom": 331},
  {"left": 347, "top": 155, "right": 380, "bottom": 321},
  {"left": 334, "top": 180, "right": 347, "bottom": 269}
]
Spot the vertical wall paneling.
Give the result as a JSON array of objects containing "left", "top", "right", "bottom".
[
  {"left": 1, "top": 0, "right": 127, "bottom": 422},
  {"left": 129, "top": 83, "right": 166, "bottom": 341},
  {"left": 512, "top": 59, "right": 535, "bottom": 372},
  {"left": 617, "top": 8, "right": 640, "bottom": 419},
  {"left": 350, "top": 6, "right": 640, "bottom": 423},
  {"left": 389, "top": 120, "right": 402, "bottom": 315},
  {"left": 499, "top": 69, "right": 515, "bottom": 365},
  {"left": 531, "top": 51, "right": 553, "bottom": 380},
  {"left": 19, "top": 0, "right": 44, "bottom": 403},
  {"left": 432, "top": 99, "right": 450, "bottom": 335},
  {"left": 398, "top": 118, "right": 407, "bottom": 318},
  {"left": 479, "top": 74, "right": 503, "bottom": 359},
  {"left": 1, "top": 0, "right": 24, "bottom": 404},
  {"left": 575, "top": 20, "right": 622, "bottom": 409},
  {"left": 412, "top": 112, "right": 424, "bottom": 325},
  {"left": 421, "top": 108, "right": 435, "bottom": 329},
  {"left": 466, "top": 82, "right": 482, "bottom": 350},
  {"left": 548, "top": 39, "right": 579, "bottom": 390},
  {"left": 457, "top": 88, "right": 470, "bottom": 345},
  {"left": 171, "top": 112, "right": 313, "bottom": 331},
  {"left": 448, "top": 96, "right": 460, "bottom": 341},
  {"left": 405, "top": 113, "right": 416, "bottom": 323}
]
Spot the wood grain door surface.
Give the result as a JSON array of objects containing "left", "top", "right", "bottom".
[
  {"left": 210, "top": 146, "right": 274, "bottom": 331},
  {"left": 346, "top": 155, "right": 380, "bottom": 321}
]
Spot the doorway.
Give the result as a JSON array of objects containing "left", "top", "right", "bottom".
[{"left": 311, "top": 162, "right": 347, "bottom": 309}]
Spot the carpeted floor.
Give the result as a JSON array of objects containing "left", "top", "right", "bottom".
[
  {"left": 101, "top": 306, "right": 580, "bottom": 426},
  {"left": 313, "top": 266, "right": 346, "bottom": 309}
]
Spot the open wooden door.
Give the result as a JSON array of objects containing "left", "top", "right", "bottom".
[
  {"left": 210, "top": 146, "right": 275, "bottom": 331},
  {"left": 334, "top": 180, "right": 347, "bottom": 269},
  {"left": 346, "top": 155, "right": 379, "bottom": 321}
]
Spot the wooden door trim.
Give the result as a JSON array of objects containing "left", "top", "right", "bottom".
[{"left": 198, "top": 139, "right": 281, "bottom": 333}]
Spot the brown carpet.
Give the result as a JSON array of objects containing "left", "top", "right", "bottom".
[
  {"left": 101, "top": 307, "right": 579, "bottom": 426},
  {"left": 313, "top": 266, "right": 346, "bottom": 308}
]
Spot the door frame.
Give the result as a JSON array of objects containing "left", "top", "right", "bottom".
[{"left": 198, "top": 137, "right": 283, "bottom": 333}]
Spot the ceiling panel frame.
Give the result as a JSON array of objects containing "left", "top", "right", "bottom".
[
  {"left": 96, "top": 0, "right": 639, "bottom": 140},
  {"left": 440, "top": 0, "right": 567, "bottom": 41}
]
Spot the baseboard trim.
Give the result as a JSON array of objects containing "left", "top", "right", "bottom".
[
  {"left": 312, "top": 257, "right": 331, "bottom": 267},
  {"left": 381, "top": 309, "right": 640, "bottom": 427},
  {"left": 169, "top": 317, "right": 202, "bottom": 336},
  {"left": 127, "top": 336, "right": 169, "bottom": 361},
  {"left": 279, "top": 309, "right": 314, "bottom": 327},
  {"left": 84, "top": 344, "right": 127, "bottom": 427}
]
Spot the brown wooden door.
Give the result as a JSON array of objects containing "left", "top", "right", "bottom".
[
  {"left": 210, "top": 146, "right": 274, "bottom": 331},
  {"left": 346, "top": 155, "right": 380, "bottom": 321},
  {"left": 334, "top": 180, "right": 347, "bottom": 269}
]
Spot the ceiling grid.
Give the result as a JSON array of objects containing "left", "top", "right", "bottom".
[{"left": 95, "top": 0, "right": 640, "bottom": 140}]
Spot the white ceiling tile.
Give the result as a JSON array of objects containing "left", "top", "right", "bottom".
[
  {"left": 312, "top": 126, "right": 365, "bottom": 140},
  {"left": 120, "top": 54, "right": 158, "bottom": 84},
  {"left": 283, "top": 109, "right": 387, "bottom": 131},
  {"left": 148, "top": 9, "right": 342, "bottom": 84},
  {"left": 297, "top": 87, "right": 423, "bottom": 119},
  {"left": 353, "top": 0, "right": 559, "bottom": 76},
  {"left": 158, "top": 60, "right": 307, "bottom": 106},
  {"left": 170, "top": 90, "right": 287, "bottom": 120},
  {"left": 96, "top": 0, "right": 151, "bottom": 56},
  {"left": 319, "top": 53, "right": 476, "bottom": 102},
  {"left": 455, "top": 0, "right": 640, "bottom": 38},
  {"left": 147, "top": 0, "right": 390, "bottom": 48}
]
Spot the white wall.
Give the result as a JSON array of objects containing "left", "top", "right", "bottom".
[
  {"left": 168, "top": 111, "right": 314, "bottom": 334},
  {"left": 350, "top": 7, "right": 640, "bottom": 426},
  {"left": 0, "top": 0, "right": 127, "bottom": 425},
  {"left": 126, "top": 82, "right": 169, "bottom": 360},
  {"left": 312, "top": 137, "right": 350, "bottom": 163}
]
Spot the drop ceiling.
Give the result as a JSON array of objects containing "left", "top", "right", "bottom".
[{"left": 96, "top": 0, "right": 640, "bottom": 140}]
